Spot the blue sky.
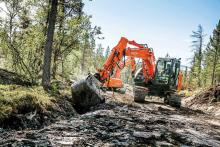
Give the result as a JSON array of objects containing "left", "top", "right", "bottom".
[{"left": 83, "top": 0, "right": 220, "bottom": 65}]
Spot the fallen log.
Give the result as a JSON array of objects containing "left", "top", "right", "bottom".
[{"left": 0, "top": 68, "right": 32, "bottom": 86}]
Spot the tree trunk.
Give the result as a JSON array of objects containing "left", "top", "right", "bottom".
[
  {"left": 52, "top": 49, "right": 59, "bottom": 79},
  {"left": 81, "top": 37, "right": 88, "bottom": 74},
  {"left": 52, "top": 0, "right": 65, "bottom": 79},
  {"left": 42, "top": 0, "right": 58, "bottom": 89},
  {"left": 198, "top": 37, "right": 202, "bottom": 87},
  {"left": 211, "top": 49, "right": 218, "bottom": 86},
  {"left": 212, "top": 29, "right": 220, "bottom": 85},
  {"left": 184, "top": 66, "right": 188, "bottom": 87},
  {"left": 81, "top": 47, "right": 86, "bottom": 74}
]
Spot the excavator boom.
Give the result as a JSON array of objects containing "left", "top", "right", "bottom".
[{"left": 97, "top": 37, "right": 155, "bottom": 88}]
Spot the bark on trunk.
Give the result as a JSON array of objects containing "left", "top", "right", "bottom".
[
  {"left": 211, "top": 49, "right": 218, "bottom": 86},
  {"left": 42, "top": 0, "right": 58, "bottom": 89},
  {"left": 52, "top": 0, "right": 65, "bottom": 79},
  {"left": 81, "top": 47, "right": 86, "bottom": 74},
  {"left": 198, "top": 37, "right": 202, "bottom": 87}
]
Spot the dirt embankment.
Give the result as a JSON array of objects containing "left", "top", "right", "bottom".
[
  {"left": 0, "top": 90, "right": 220, "bottom": 146},
  {"left": 183, "top": 84, "right": 220, "bottom": 116},
  {"left": 0, "top": 84, "right": 77, "bottom": 130}
]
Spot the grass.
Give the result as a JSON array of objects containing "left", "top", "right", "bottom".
[{"left": 0, "top": 84, "right": 55, "bottom": 122}]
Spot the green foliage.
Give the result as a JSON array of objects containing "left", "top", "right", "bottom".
[
  {"left": 105, "top": 46, "right": 110, "bottom": 58},
  {"left": 94, "top": 44, "right": 105, "bottom": 69},
  {"left": 189, "top": 20, "right": 220, "bottom": 88},
  {"left": 0, "top": 84, "right": 54, "bottom": 120},
  {"left": 0, "top": 0, "right": 102, "bottom": 83},
  {"left": 203, "top": 20, "right": 220, "bottom": 86},
  {"left": 189, "top": 25, "right": 205, "bottom": 88}
]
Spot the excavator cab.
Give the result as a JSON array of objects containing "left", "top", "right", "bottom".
[
  {"left": 133, "top": 57, "right": 182, "bottom": 107},
  {"left": 153, "top": 57, "right": 181, "bottom": 89},
  {"left": 134, "top": 57, "right": 181, "bottom": 92}
]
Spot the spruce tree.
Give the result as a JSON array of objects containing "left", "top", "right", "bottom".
[
  {"left": 190, "top": 25, "right": 206, "bottom": 87},
  {"left": 209, "top": 20, "right": 220, "bottom": 85}
]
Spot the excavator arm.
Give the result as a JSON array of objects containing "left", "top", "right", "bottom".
[
  {"left": 113, "top": 57, "right": 136, "bottom": 79},
  {"left": 97, "top": 37, "right": 156, "bottom": 88},
  {"left": 102, "top": 57, "right": 136, "bottom": 88},
  {"left": 125, "top": 47, "right": 155, "bottom": 82}
]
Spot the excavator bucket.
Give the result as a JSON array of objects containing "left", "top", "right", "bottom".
[{"left": 71, "top": 74, "right": 105, "bottom": 112}]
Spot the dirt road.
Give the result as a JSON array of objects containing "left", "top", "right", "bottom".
[{"left": 1, "top": 91, "right": 220, "bottom": 146}]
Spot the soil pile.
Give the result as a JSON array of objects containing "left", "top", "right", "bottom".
[{"left": 183, "top": 84, "right": 220, "bottom": 116}]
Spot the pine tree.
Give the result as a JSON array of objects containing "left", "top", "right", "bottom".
[
  {"left": 190, "top": 24, "right": 206, "bottom": 87},
  {"left": 96, "top": 44, "right": 104, "bottom": 55},
  {"left": 208, "top": 20, "right": 220, "bottom": 85},
  {"left": 94, "top": 44, "right": 105, "bottom": 68},
  {"left": 105, "top": 46, "right": 110, "bottom": 58}
]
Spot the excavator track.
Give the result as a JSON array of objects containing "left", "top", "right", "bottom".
[
  {"left": 133, "top": 85, "right": 149, "bottom": 102},
  {"left": 164, "top": 93, "right": 181, "bottom": 108}
]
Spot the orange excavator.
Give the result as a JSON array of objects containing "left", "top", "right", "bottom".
[
  {"left": 94, "top": 37, "right": 156, "bottom": 87},
  {"left": 102, "top": 57, "right": 136, "bottom": 89},
  {"left": 72, "top": 37, "right": 183, "bottom": 109}
]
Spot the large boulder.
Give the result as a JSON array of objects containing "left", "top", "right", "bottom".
[{"left": 71, "top": 75, "right": 105, "bottom": 113}]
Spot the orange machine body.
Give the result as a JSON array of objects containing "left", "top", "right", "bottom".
[
  {"left": 98, "top": 37, "right": 156, "bottom": 88},
  {"left": 102, "top": 78, "right": 123, "bottom": 88},
  {"left": 103, "top": 57, "right": 136, "bottom": 88},
  {"left": 177, "top": 71, "right": 183, "bottom": 92}
]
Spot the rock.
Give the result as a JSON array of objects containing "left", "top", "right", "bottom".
[
  {"left": 71, "top": 75, "right": 105, "bottom": 113},
  {"left": 135, "top": 124, "right": 145, "bottom": 130},
  {"left": 214, "top": 109, "right": 220, "bottom": 116},
  {"left": 19, "top": 139, "right": 38, "bottom": 146},
  {"left": 133, "top": 131, "right": 154, "bottom": 139},
  {"left": 112, "top": 140, "right": 129, "bottom": 146},
  {"left": 156, "top": 141, "right": 174, "bottom": 147},
  {"left": 26, "top": 132, "right": 38, "bottom": 139},
  {"left": 152, "top": 131, "right": 161, "bottom": 139}
]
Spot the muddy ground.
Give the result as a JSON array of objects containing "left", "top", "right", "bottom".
[{"left": 0, "top": 89, "right": 220, "bottom": 146}]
